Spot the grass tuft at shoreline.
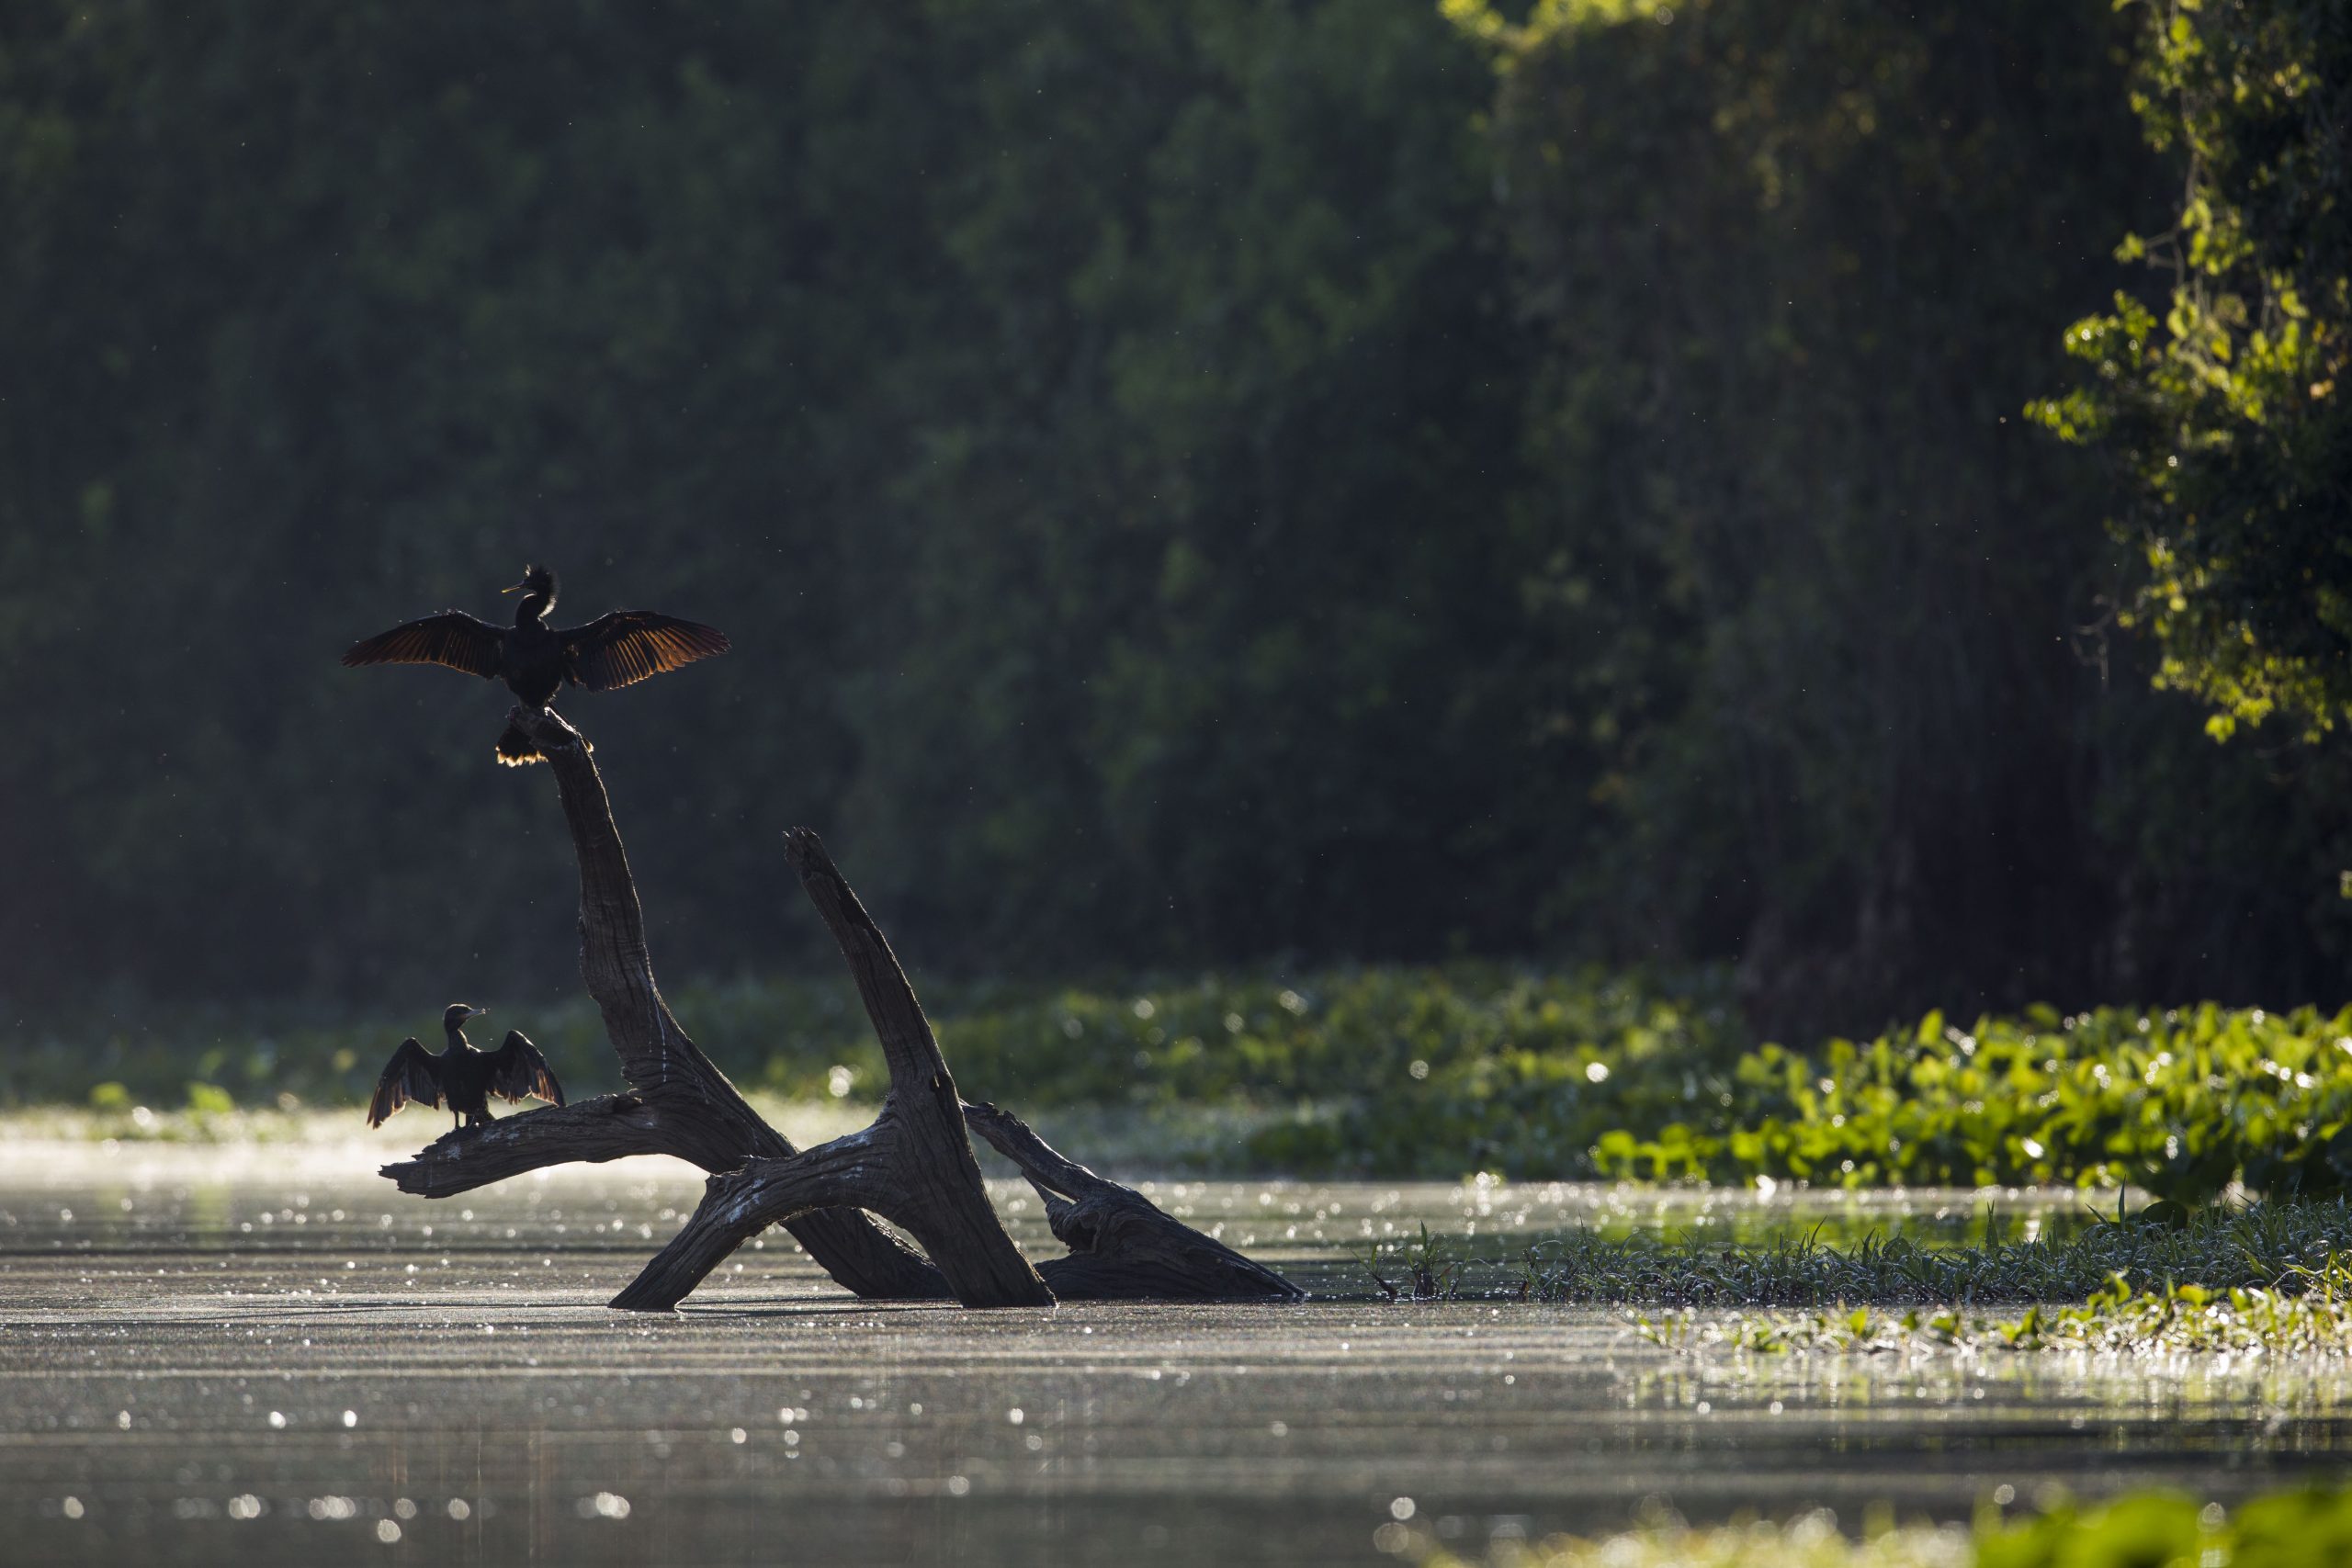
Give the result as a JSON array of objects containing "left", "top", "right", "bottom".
[
  {"left": 1356, "top": 1199, "right": 2352, "bottom": 1316},
  {"left": 1640, "top": 1260, "right": 2352, "bottom": 1360},
  {"left": 1512, "top": 1201, "right": 2352, "bottom": 1307}
]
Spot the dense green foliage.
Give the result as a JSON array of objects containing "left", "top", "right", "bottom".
[
  {"left": 0, "top": 0, "right": 1526, "bottom": 1010},
  {"left": 2033, "top": 0, "right": 2352, "bottom": 741},
  {"left": 1458, "top": 0, "right": 2233, "bottom": 1028},
  {"left": 0, "top": 962, "right": 1736, "bottom": 1122},
  {"left": 4, "top": 1, "right": 2350, "bottom": 1033},
  {"left": 17, "top": 963, "right": 2352, "bottom": 1208},
  {"left": 1590, "top": 1002, "right": 2352, "bottom": 1202},
  {"left": 1982, "top": 1491, "right": 2352, "bottom": 1568},
  {"left": 1205, "top": 987, "right": 2352, "bottom": 1201}
]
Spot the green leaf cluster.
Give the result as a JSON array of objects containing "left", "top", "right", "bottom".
[
  {"left": 1983, "top": 1489, "right": 2352, "bottom": 1568},
  {"left": 1600, "top": 1003, "right": 2352, "bottom": 1202},
  {"left": 1441, "top": 0, "right": 2344, "bottom": 1032},
  {"left": 2032, "top": 0, "right": 2352, "bottom": 739}
]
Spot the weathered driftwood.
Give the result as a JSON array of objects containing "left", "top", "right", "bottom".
[
  {"left": 610, "top": 824, "right": 1053, "bottom": 1310},
  {"left": 967, "top": 1100, "right": 1303, "bottom": 1302},
  {"left": 382, "top": 705, "right": 947, "bottom": 1301},
  {"left": 380, "top": 704, "right": 1301, "bottom": 1310}
]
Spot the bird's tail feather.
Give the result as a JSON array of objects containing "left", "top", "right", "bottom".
[
  {"left": 494, "top": 721, "right": 545, "bottom": 767},
  {"left": 494, "top": 715, "right": 589, "bottom": 767}
]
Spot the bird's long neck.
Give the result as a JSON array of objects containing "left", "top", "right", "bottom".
[
  {"left": 445, "top": 1021, "right": 471, "bottom": 1053},
  {"left": 513, "top": 588, "right": 554, "bottom": 629}
]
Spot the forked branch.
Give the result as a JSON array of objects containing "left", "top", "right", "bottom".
[
  {"left": 378, "top": 705, "right": 1300, "bottom": 1312},
  {"left": 609, "top": 829, "right": 1052, "bottom": 1310},
  {"left": 381, "top": 705, "right": 944, "bottom": 1300}
]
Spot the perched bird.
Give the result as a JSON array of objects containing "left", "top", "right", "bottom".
[
  {"left": 367, "top": 1003, "right": 567, "bottom": 1132},
  {"left": 340, "top": 564, "right": 730, "bottom": 764}
]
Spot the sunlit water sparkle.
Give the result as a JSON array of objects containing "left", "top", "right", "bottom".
[{"left": 0, "top": 1138, "right": 2343, "bottom": 1566}]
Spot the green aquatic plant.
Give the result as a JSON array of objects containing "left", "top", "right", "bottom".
[
  {"left": 1363, "top": 1223, "right": 1467, "bottom": 1303},
  {"left": 1388, "top": 1485, "right": 2352, "bottom": 1567},
  {"left": 1592, "top": 1003, "right": 2352, "bottom": 1203},
  {"left": 0, "top": 964, "right": 1743, "bottom": 1147},
  {"left": 1387, "top": 1502, "right": 1963, "bottom": 1566},
  {"left": 1643, "top": 1258, "right": 2352, "bottom": 1360},
  {"left": 1515, "top": 1201, "right": 2352, "bottom": 1309},
  {"left": 16, "top": 975, "right": 2352, "bottom": 1204}
]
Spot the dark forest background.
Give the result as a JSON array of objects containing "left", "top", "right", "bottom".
[{"left": 6, "top": 0, "right": 2348, "bottom": 1039}]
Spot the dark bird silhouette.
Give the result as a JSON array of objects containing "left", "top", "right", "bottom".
[
  {"left": 367, "top": 1003, "right": 567, "bottom": 1132},
  {"left": 340, "top": 564, "right": 730, "bottom": 764}
]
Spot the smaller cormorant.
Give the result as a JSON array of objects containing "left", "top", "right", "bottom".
[
  {"left": 367, "top": 1004, "right": 567, "bottom": 1132},
  {"left": 340, "top": 565, "right": 730, "bottom": 764}
]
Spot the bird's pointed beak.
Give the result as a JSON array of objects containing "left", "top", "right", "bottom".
[
  {"left": 501, "top": 582, "right": 525, "bottom": 594},
  {"left": 468, "top": 1006, "right": 487, "bottom": 1018}
]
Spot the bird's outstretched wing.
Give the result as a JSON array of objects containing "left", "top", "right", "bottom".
[
  {"left": 367, "top": 1038, "right": 442, "bottom": 1127},
  {"left": 559, "top": 611, "right": 729, "bottom": 692},
  {"left": 341, "top": 612, "right": 503, "bottom": 678},
  {"left": 488, "top": 1029, "right": 566, "bottom": 1107}
]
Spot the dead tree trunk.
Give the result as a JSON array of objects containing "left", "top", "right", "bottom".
[
  {"left": 379, "top": 705, "right": 1301, "bottom": 1310},
  {"left": 610, "top": 825, "right": 1053, "bottom": 1310},
  {"left": 382, "top": 706, "right": 945, "bottom": 1299}
]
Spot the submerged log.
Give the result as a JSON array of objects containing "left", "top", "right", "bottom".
[
  {"left": 380, "top": 704, "right": 1301, "bottom": 1311},
  {"left": 968, "top": 1100, "right": 1304, "bottom": 1302}
]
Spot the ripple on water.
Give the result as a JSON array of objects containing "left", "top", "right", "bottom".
[{"left": 0, "top": 1145, "right": 2340, "bottom": 1566}]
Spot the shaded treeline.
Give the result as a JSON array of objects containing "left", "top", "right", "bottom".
[{"left": 2, "top": 0, "right": 2346, "bottom": 1035}]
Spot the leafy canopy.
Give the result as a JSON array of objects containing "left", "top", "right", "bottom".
[{"left": 2032, "top": 0, "right": 2352, "bottom": 740}]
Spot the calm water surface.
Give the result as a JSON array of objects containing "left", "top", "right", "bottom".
[{"left": 0, "top": 1137, "right": 2343, "bottom": 1566}]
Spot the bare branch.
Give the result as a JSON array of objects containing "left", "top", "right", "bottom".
[
  {"left": 779, "top": 827, "right": 952, "bottom": 1098},
  {"left": 382, "top": 1094, "right": 682, "bottom": 1198},
  {"left": 611, "top": 1132, "right": 897, "bottom": 1311}
]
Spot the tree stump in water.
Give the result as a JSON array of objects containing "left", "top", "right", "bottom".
[{"left": 380, "top": 705, "right": 1302, "bottom": 1310}]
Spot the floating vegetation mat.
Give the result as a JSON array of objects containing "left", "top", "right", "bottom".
[
  {"left": 21, "top": 970, "right": 2352, "bottom": 1202},
  {"left": 1385, "top": 1509, "right": 1967, "bottom": 1567},
  {"left": 1382, "top": 1488, "right": 2352, "bottom": 1567},
  {"left": 1487, "top": 1201, "right": 2352, "bottom": 1309},
  {"left": 1637, "top": 1262, "right": 2352, "bottom": 1360}
]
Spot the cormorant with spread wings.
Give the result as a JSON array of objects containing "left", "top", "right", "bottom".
[
  {"left": 368, "top": 1004, "right": 567, "bottom": 1132},
  {"left": 341, "top": 564, "right": 729, "bottom": 763}
]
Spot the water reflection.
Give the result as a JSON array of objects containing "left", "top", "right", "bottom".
[{"left": 0, "top": 1141, "right": 2106, "bottom": 1275}]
